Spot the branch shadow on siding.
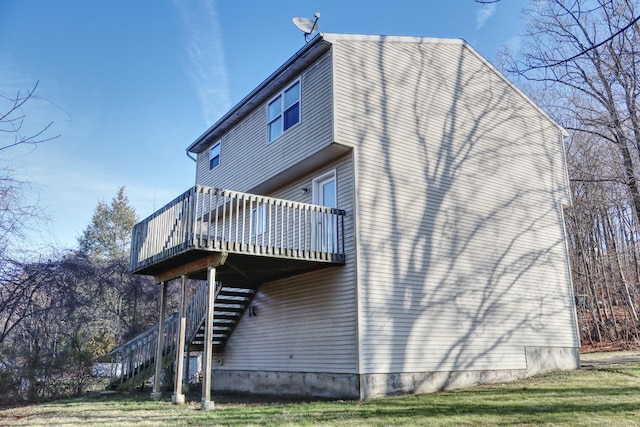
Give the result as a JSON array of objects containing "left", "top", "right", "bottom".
[{"left": 343, "top": 38, "right": 577, "bottom": 393}]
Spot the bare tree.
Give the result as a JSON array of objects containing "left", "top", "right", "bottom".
[
  {"left": 0, "top": 254, "right": 108, "bottom": 404},
  {"left": 0, "top": 81, "right": 60, "bottom": 257},
  {"left": 0, "top": 83, "right": 78, "bottom": 404},
  {"left": 563, "top": 129, "right": 640, "bottom": 346},
  {"left": 509, "top": 0, "right": 640, "bottom": 222},
  {"left": 0, "top": 81, "right": 59, "bottom": 152},
  {"left": 505, "top": 0, "right": 640, "bottom": 348},
  {"left": 1, "top": 81, "right": 59, "bottom": 345}
]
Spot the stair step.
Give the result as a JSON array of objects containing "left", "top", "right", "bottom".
[
  {"left": 187, "top": 285, "right": 256, "bottom": 350},
  {"left": 199, "top": 323, "right": 234, "bottom": 332},
  {"left": 218, "top": 290, "right": 255, "bottom": 298},
  {"left": 213, "top": 312, "right": 242, "bottom": 319},
  {"left": 109, "top": 281, "right": 260, "bottom": 392},
  {"left": 200, "top": 321, "right": 235, "bottom": 329},
  {"left": 217, "top": 297, "right": 250, "bottom": 304},
  {"left": 193, "top": 331, "right": 230, "bottom": 337},
  {"left": 215, "top": 306, "right": 245, "bottom": 311},
  {"left": 219, "top": 287, "right": 256, "bottom": 294},
  {"left": 215, "top": 304, "right": 246, "bottom": 311}
]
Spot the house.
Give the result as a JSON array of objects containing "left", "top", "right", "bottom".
[{"left": 109, "top": 33, "right": 580, "bottom": 407}]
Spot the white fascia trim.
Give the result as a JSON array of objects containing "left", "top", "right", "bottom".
[{"left": 321, "top": 32, "right": 465, "bottom": 46}]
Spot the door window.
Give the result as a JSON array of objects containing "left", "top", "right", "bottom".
[{"left": 312, "top": 171, "right": 337, "bottom": 252}]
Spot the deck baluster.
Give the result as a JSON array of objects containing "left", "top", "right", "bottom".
[{"left": 130, "top": 186, "right": 346, "bottom": 273}]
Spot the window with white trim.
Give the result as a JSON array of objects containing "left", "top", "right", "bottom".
[
  {"left": 209, "top": 141, "right": 221, "bottom": 170},
  {"left": 267, "top": 80, "right": 300, "bottom": 142}
]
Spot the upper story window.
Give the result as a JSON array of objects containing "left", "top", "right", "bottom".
[
  {"left": 209, "top": 141, "right": 221, "bottom": 170},
  {"left": 267, "top": 80, "right": 300, "bottom": 142}
]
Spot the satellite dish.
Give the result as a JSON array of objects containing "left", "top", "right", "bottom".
[
  {"left": 292, "top": 12, "right": 320, "bottom": 42},
  {"left": 293, "top": 17, "right": 317, "bottom": 34}
]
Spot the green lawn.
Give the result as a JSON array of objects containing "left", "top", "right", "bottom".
[
  {"left": 2, "top": 361, "right": 640, "bottom": 426},
  {"left": 580, "top": 350, "right": 640, "bottom": 361}
]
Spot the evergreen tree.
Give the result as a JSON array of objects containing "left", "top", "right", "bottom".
[{"left": 78, "top": 186, "right": 137, "bottom": 260}]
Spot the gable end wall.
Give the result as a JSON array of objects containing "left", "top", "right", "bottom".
[{"left": 332, "top": 38, "right": 578, "bottom": 378}]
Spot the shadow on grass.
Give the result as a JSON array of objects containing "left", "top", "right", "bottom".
[
  {"left": 5, "top": 365, "right": 639, "bottom": 426},
  {"left": 207, "top": 395, "right": 640, "bottom": 427}
]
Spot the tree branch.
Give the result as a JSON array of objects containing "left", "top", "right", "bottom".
[
  {"left": 570, "top": 177, "right": 625, "bottom": 183},
  {"left": 0, "top": 81, "right": 60, "bottom": 152},
  {"left": 526, "top": 13, "right": 640, "bottom": 71}
]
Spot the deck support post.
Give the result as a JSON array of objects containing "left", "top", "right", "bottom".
[
  {"left": 184, "top": 345, "right": 191, "bottom": 393},
  {"left": 172, "top": 275, "right": 188, "bottom": 405},
  {"left": 201, "top": 266, "right": 216, "bottom": 410},
  {"left": 150, "top": 281, "right": 167, "bottom": 401}
]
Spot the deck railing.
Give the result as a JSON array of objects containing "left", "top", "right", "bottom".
[{"left": 130, "top": 186, "right": 346, "bottom": 273}]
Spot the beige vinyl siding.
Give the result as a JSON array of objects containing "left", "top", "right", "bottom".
[
  {"left": 333, "top": 38, "right": 576, "bottom": 374},
  {"left": 215, "top": 154, "right": 358, "bottom": 373},
  {"left": 195, "top": 51, "right": 334, "bottom": 193}
]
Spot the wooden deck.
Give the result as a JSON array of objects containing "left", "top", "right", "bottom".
[
  {"left": 116, "top": 186, "right": 347, "bottom": 395},
  {"left": 130, "top": 186, "right": 346, "bottom": 283}
]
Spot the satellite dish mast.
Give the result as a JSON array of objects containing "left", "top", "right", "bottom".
[{"left": 292, "top": 12, "right": 320, "bottom": 42}]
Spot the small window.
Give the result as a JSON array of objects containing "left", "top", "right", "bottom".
[
  {"left": 209, "top": 141, "right": 221, "bottom": 170},
  {"left": 252, "top": 205, "right": 264, "bottom": 236},
  {"left": 268, "top": 81, "right": 300, "bottom": 142}
]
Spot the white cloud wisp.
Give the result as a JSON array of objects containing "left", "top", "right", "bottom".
[
  {"left": 173, "top": 0, "right": 231, "bottom": 126},
  {"left": 476, "top": 3, "right": 497, "bottom": 29}
]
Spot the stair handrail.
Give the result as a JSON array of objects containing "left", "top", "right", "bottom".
[
  {"left": 186, "top": 281, "right": 223, "bottom": 344},
  {"left": 185, "top": 281, "right": 208, "bottom": 344},
  {"left": 109, "top": 312, "right": 174, "bottom": 355},
  {"left": 108, "top": 312, "right": 178, "bottom": 390},
  {"left": 108, "top": 280, "right": 222, "bottom": 390}
]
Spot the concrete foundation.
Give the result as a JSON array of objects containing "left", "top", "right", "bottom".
[
  {"left": 359, "top": 346, "right": 580, "bottom": 399},
  {"left": 360, "top": 368, "right": 523, "bottom": 398},
  {"left": 524, "top": 346, "right": 580, "bottom": 376},
  {"left": 212, "top": 370, "right": 360, "bottom": 399},
  {"left": 206, "top": 347, "right": 579, "bottom": 400}
]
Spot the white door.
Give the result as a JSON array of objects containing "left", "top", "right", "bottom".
[{"left": 312, "top": 171, "right": 337, "bottom": 252}]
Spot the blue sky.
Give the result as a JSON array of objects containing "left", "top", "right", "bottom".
[{"left": 0, "top": 0, "right": 527, "bottom": 250}]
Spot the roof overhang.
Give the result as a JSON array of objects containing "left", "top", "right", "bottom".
[{"left": 247, "top": 142, "right": 351, "bottom": 195}]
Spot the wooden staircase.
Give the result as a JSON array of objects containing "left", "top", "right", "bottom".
[
  {"left": 107, "top": 280, "right": 256, "bottom": 391},
  {"left": 190, "top": 286, "right": 256, "bottom": 352}
]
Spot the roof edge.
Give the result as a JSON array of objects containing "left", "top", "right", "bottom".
[
  {"left": 458, "top": 41, "right": 569, "bottom": 138},
  {"left": 186, "top": 34, "right": 332, "bottom": 154},
  {"left": 321, "top": 32, "right": 466, "bottom": 46}
]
